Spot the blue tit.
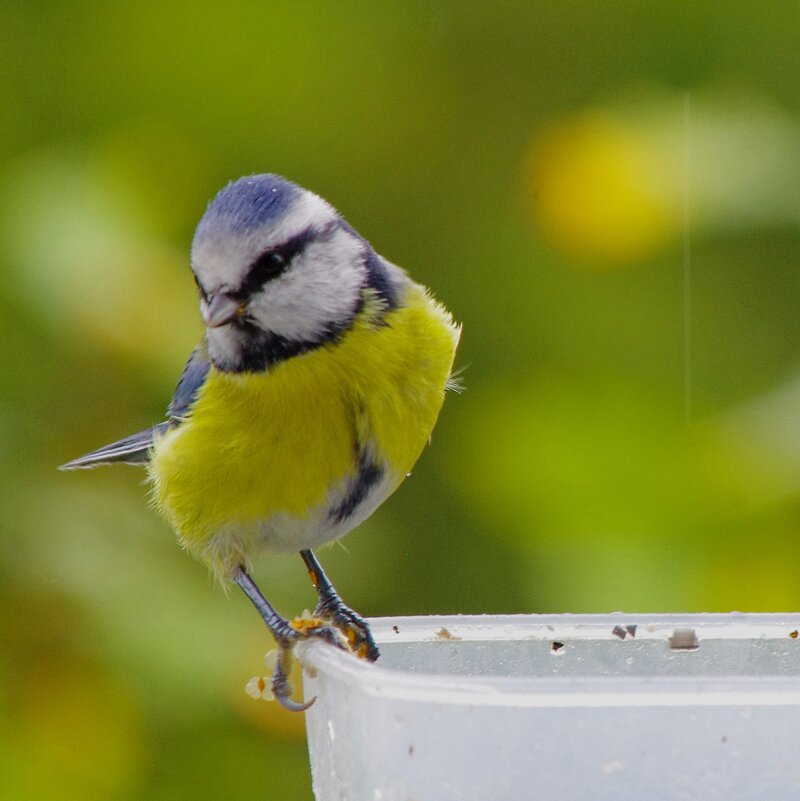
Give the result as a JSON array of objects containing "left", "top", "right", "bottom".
[{"left": 61, "top": 174, "right": 460, "bottom": 710}]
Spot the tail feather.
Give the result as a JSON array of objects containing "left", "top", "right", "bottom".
[{"left": 59, "top": 423, "right": 169, "bottom": 470}]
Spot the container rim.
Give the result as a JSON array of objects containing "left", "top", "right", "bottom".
[{"left": 297, "top": 612, "right": 800, "bottom": 709}]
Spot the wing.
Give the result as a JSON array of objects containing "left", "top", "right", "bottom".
[
  {"left": 167, "top": 344, "right": 211, "bottom": 422},
  {"left": 60, "top": 345, "right": 211, "bottom": 470},
  {"left": 58, "top": 424, "right": 170, "bottom": 469}
]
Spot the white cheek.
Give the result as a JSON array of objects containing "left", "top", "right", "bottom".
[{"left": 248, "top": 230, "right": 365, "bottom": 341}]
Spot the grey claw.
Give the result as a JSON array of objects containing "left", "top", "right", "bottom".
[
  {"left": 275, "top": 692, "right": 316, "bottom": 712},
  {"left": 270, "top": 641, "right": 312, "bottom": 713}
]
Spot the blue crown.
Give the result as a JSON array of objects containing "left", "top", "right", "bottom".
[{"left": 195, "top": 174, "right": 301, "bottom": 238}]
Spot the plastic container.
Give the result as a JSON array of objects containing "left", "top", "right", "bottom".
[{"left": 298, "top": 613, "right": 800, "bottom": 801}]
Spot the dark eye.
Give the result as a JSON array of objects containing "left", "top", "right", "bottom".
[{"left": 250, "top": 250, "right": 288, "bottom": 285}]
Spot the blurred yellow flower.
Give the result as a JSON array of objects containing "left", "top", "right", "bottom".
[
  {"left": 525, "top": 94, "right": 800, "bottom": 267},
  {"left": 526, "top": 112, "right": 679, "bottom": 265}
]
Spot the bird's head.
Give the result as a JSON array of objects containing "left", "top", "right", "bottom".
[{"left": 191, "top": 174, "right": 377, "bottom": 372}]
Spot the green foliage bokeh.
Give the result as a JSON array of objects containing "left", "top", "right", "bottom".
[{"left": 2, "top": 3, "right": 800, "bottom": 799}]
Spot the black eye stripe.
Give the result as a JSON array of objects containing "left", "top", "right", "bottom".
[
  {"left": 236, "top": 224, "right": 321, "bottom": 297},
  {"left": 234, "top": 220, "right": 343, "bottom": 299},
  {"left": 233, "top": 249, "right": 288, "bottom": 299},
  {"left": 250, "top": 250, "right": 288, "bottom": 283}
]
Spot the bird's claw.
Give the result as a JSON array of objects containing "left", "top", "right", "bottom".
[
  {"left": 250, "top": 613, "right": 373, "bottom": 712},
  {"left": 270, "top": 642, "right": 316, "bottom": 712},
  {"left": 315, "top": 602, "right": 380, "bottom": 662},
  {"left": 266, "top": 618, "right": 348, "bottom": 712}
]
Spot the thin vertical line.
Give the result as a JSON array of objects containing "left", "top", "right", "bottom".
[{"left": 683, "top": 92, "right": 692, "bottom": 426}]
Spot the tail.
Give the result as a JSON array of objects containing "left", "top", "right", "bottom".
[{"left": 59, "top": 423, "right": 169, "bottom": 470}]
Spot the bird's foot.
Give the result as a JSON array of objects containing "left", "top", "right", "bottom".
[
  {"left": 298, "top": 549, "right": 379, "bottom": 662},
  {"left": 234, "top": 566, "right": 350, "bottom": 712},
  {"left": 314, "top": 601, "right": 380, "bottom": 662},
  {"left": 253, "top": 620, "right": 346, "bottom": 712}
]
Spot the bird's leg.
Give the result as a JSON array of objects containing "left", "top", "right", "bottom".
[
  {"left": 300, "top": 549, "right": 379, "bottom": 662},
  {"left": 233, "top": 565, "right": 343, "bottom": 712}
]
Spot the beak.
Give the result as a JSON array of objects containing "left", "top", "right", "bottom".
[{"left": 201, "top": 292, "right": 243, "bottom": 328}]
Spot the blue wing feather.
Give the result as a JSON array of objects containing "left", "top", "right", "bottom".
[{"left": 168, "top": 345, "right": 211, "bottom": 421}]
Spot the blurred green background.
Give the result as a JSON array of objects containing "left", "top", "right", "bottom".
[{"left": 2, "top": 2, "right": 800, "bottom": 798}]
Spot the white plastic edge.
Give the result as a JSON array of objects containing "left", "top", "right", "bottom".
[{"left": 296, "top": 613, "right": 800, "bottom": 709}]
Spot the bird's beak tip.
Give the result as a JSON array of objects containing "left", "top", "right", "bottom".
[{"left": 201, "top": 293, "right": 243, "bottom": 328}]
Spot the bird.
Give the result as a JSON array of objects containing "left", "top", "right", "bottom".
[{"left": 61, "top": 174, "right": 460, "bottom": 710}]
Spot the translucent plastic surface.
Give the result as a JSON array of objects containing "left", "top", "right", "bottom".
[{"left": 299, "top": 613, "right": 800, "bottom": 801}]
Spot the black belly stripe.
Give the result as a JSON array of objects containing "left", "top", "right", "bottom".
[{"left": 329, "top": 450, "right": 384, "bottom": 524}]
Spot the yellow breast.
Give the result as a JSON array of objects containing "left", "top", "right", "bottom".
[{"left": 148, "top": 283, "right": 459, "bottom": 573}]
